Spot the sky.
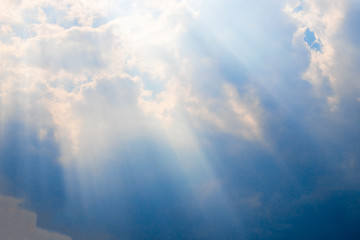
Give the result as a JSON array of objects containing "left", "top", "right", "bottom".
[{"left": 0, "top": 0, "right": 360, "bottom": 239}]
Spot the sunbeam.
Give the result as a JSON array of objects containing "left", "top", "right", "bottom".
[{"left": 1, "top": 0, "right": 360, "bottom": 239}]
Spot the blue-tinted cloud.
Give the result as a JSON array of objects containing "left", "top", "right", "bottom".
[{"left": 1, "top": 0, "right": 360, "bottom": 239}]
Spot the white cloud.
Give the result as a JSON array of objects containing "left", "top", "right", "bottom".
[
  {"left": 286, "top": 0, "right": 360, "bottom": 109},
  {"left": 1, "top": 1, "right": 360, "bottom": 237},
  {"left": 0, "top": 0, "right": 269, "bottom": 166}
]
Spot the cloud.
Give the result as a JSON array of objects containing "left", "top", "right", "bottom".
[
  {"left": 0, "top": 0, "right": 269, "bottom": 168},
  {"left": 1, "top": 0, "right": 360, "bottom": 239},
  {"left": 286, "top": 0, "right": 360, "bottom": 110},
  {"left": 24, "top": 26, "right": 117, "bottom": 73}
]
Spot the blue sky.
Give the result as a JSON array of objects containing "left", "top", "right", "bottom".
[{"left": 1, "top": 0, "right": 360, "bottom": 239}]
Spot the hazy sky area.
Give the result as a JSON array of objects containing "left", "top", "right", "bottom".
[{"left": 1, "top": 0, "right": 360, "bottom": 239}]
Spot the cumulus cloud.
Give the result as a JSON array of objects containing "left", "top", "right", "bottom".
[
  {"left": 1, "top": 0, "right": 267, "bottom": 166},
  {"left": 1, "top": 0, "right": 360, "bottom": 239},
  {"left": 286, "top": 0, "right": 360, "bottom": 110}
]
